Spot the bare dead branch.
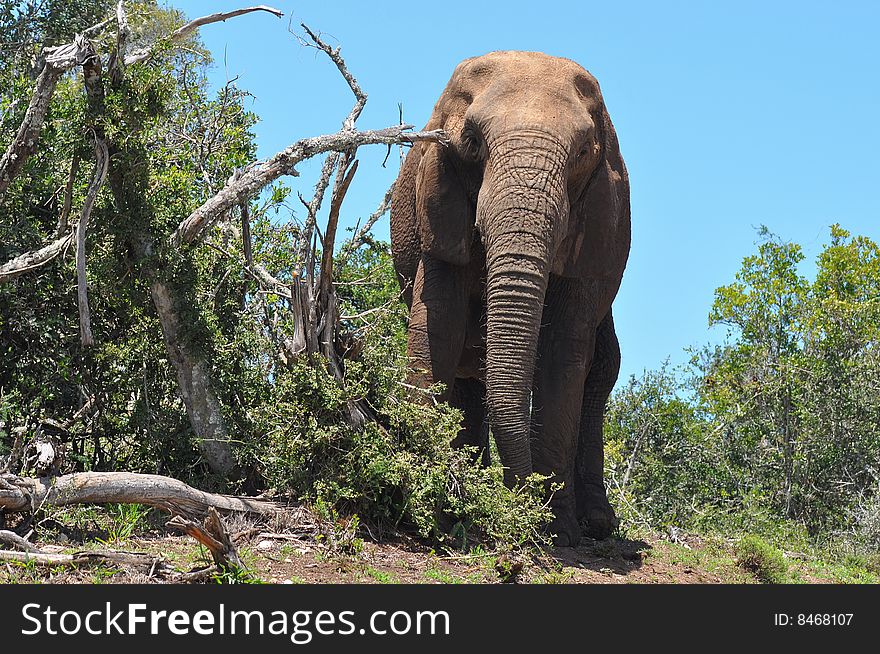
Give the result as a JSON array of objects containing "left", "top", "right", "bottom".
[
  {"left": 292, "top": 23, "right": 370, "bottom": 265},
  {"left": 0, "top": 36, "right": 94, "bottom": 196},
  {"left": 0, "top": 234, "right": 73, "bottom": 284},
  {"left": 300, "top": 24, "right": 366, "bottom": 130},
  {"left": 124, "top": 5, "right": 284, "bottom": 66},
  {"left": 171, "top": 126, "right": 446, "bottom": 247},
  {"left": 167, "top": 507, "right": 244, "bottom": 573},
  {"left": 55, "top": 153, "right": 80, "bottom": 237},
  {"left": 295, "top": 152, "right": 339, "bottom": 266},
  {"left": 0, "top": 472, "right": 279, "bottom": 521},
  {"left": 108, "top": 0, "right": 131, "bottom": 83},
  {"left": 0, "top": 548, "right": 175, "bottom": 574},
  {"left": 343, "top": 182, "right": 395, "bottom": 254},
  {"left": 319, "top": 157, "right": 358, "bottom": 309},
  {"left": 0, "top": 529, "right": 41, "bottom": 553},
  {"left": 76, "top": 137, "right": 109, "bottom": 348}
]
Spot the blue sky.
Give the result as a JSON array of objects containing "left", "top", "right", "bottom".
[{"left": 172, "top": 0, "right": 879, "bottom": 384}]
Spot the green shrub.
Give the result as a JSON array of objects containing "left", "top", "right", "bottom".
[
  {"left": 243, "top": 249, "right": 554, "bottom": 553},
  {"left": 735, "top": 534, "right": 789, "bottom": 583}
]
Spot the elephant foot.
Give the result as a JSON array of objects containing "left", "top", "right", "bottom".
[
  {"left": 547, "top": 505, "right": 581, "bottom": 547},
  {"left": 582, "top": 505, "right": 619, "bottom": 540},
  {"left": 577, "top": 485, "right": 619, "bottom": 540}
]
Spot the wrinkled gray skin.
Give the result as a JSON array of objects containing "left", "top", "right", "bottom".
[{"left": 390, "top": 51, "right": 630, "bottom": 545}]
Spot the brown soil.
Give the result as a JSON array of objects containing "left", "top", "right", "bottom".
[
  {"left": 0, "top": 528, "right": 740, "bottom": 585},
  {"left": 0, "top": 508, "right": 852, "bottom": 584}
]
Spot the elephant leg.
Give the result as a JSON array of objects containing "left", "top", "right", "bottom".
[
  {"left": 531, "top": 276, "right": 595, "bottom": 547},
  {"left": 406, "top": 254, "right": 470, "bottom": 400},
  {"left": 450, "top": 377, "right": 490, "bottom": 466},
  {"left": 575, "top": 310, "right": 621, "bottom": 540}
]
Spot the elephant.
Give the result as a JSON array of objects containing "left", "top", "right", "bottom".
[{"left": 390, "top": 51, "right": 630, "bottom": 545}]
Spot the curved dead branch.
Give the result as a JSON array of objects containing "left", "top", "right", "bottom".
[
  {"left": 0, "top": 472, "right": 279, "bottom": 521},
  {"left": 171, "top": 125, "right": 447, "bottom": 247}
]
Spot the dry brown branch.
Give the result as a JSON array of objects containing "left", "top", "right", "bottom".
[
  {"left": 295, "top": 152, "right": 339, "bottom": 266},
  {"left": 0, "top": 472, "right": 279, "bottom": 521},
  {"left": 167, "top": 507, "right": 244, "bottom": 573},
  {"left": 76, "top": 137, "right": 109, "bottom": 347},
  {"left": 171, "top": 126, "right": 446, "bottom": 247},
  {"left": 0, "top": 36, "right": 94, "bottom": 196},
  {"left": 318, "top": 157, "right": 358, "bottom": 310},
  {"left": 124, "top": 5, "right": 283, "bottom": 66}
]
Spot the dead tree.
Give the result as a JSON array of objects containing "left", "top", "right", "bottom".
[{"left": 0, "top": 4, "right": 445, "bottom": 479}]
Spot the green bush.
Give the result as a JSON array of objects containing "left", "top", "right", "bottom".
[
  {"left": 735, "top": 535, "right": 789, "bottom": 583},
  {"left": 250, "top": 351, "right": 553, "bottom": 551}
]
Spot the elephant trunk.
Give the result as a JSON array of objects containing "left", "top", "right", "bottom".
[{"left": 479, "top": 130, "right": 568, "bottom": 486}]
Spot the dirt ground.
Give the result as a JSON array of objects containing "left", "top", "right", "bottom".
[
  {"left": 0, "top": 506, "right": 855, "bottom": 584},
  {"left": 0, "top": 526, "right": 746, "bottom": 584}
]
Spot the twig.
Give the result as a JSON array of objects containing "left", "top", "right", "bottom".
[
  {"left": 124, "top": 5, "right": 284, "bottom": 66},
  {"left": 342, "top": 182, "right": 395, "bottom": 254},
  {"left": 299, "top": 24, "right": 366, "bottom": 130}
]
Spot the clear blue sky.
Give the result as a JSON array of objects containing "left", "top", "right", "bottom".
[{"left": 172, "top": 0, "right": 879, "bottom": 385}]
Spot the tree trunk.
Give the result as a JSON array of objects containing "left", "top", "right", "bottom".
[{"left": 150, "top": 281, "right": 239, "bottom": 477}]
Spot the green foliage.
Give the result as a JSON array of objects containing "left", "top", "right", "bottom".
[
  {"left": 607, "top": 225, "right": 880, "bottom": 557},
  {"left": 243, "top": 246, "right": 553, "bottom": 550},
  {"left": 735, "top": 535, "right": 789, "bottom": 583},
  {"left": 604, "top": 363, "right": 728, "bottom": 528},
  {"left": 0, "top": 2, "right": 258, "bottom": 483}
]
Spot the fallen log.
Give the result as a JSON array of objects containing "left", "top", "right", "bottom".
[
  {"left": 0, "top": 548, "right": 173, "bottom": 574},
  {"left": 0, "top": 471, "right": 279, "bottom": 520}
]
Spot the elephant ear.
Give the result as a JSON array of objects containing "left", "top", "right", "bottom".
[
  {"left": 415, "top": 142, "right": 474, "bottom": 266},
  {"left": 555, "top": 105, "right": 631, "bottom": 280}
]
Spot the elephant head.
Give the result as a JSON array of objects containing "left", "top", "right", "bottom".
[{"left": 406, "top": 51, "right": 630, "bottom": 486}]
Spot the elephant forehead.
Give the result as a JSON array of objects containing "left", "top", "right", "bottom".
[{"left": 452, "top": 51, "right": 598, "bottom": 93}]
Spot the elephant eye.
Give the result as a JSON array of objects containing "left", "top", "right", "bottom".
[
  {"left": 460, "top": 125, "right": 484, "bottom": 162},
  {"left": 576, "top": 140, "right": 598, "bottom": 162}
]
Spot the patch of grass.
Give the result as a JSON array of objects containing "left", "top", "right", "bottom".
[
  {"left": 211, "top": 563, "right": 264, "bottom": 585},
  {"left": 98, "top": 503, "right": 151, "bottom": 546},
  {"left": 798, "top": 552, "right": 880, "bottom": 584},
  {"left": 735, "top": 534, "right": 789, "bottom": 583},
  {"left": 533, "top": 567, "right": 576, "bottom": 584},
  {"left": 363, "top": 567, "right": 397, "bottom": 584},
  {"left": 89, "top": 565, "right": 120, "bottom": 584},
  {"left": 654, "top": 537, "right": 753, "bottom": 583},
  {"left": 424, "top": 567, "right": 464, "bottom": 584}
]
